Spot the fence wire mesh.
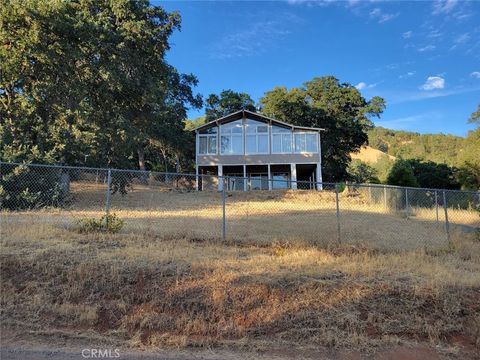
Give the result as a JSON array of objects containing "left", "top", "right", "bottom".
[{"left": 1, "top": 162, "right": 479, "bottom": 251}]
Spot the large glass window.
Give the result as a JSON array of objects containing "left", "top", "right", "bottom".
[
  {"left": 272, "top": 125, "right": 292, "bottom": 153},
  {"left": 198, "top": 127, "right": 217, "bottom": 155},
  {"left": 245, "top": 120, "right": 269, "bottom": 154},
  {"left": 220, "top": 120, "right": 244, "bottom": 154},
  {"left": 294, "top": 132, "right": 318, "bottom": 153},
  {"left": 248, "top": 174, "right": 269, "bottom": 190},
  {"left": 272, "top": 173, "right": 290, "bottom": 189}
]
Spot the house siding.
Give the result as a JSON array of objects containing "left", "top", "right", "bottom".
[{"left": 197, "top": 153, "right": 320, "bottom": 166}]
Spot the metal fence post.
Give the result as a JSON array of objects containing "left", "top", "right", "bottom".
[
  {"left": 405, "top": 188, "right": 409, "bottom": 218},
  {"left": 335, "top": 183, "right": 341, "bottom": 244},
  {"left": 434, "top": 190, "right": 439, "bottom": 223},
  {"left": 105, "top": 169, "right": 112, "bottom": 214},
  {"left": 443, "top": 190, "right": 450, "bottom": 244},
  {"left": 383, "top": 185, "right": 387, "bottom": 211},
  {"left": 105, "top": 169, "right": 112, "bottom": 225},
  {"left": 222, "top": 176, "right": 227, "bottom": 242}
]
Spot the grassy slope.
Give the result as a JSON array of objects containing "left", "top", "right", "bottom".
[
  {"left": 351, "top": 146, "right": 396, "bottom": 164},
  {"left": 1, "top": 184, "right": 479, "bottom": 356},
  {"left": 1, "top": 217, "right": 480, "bottom": 355},
  {"left": 366, "top": 127, "right": 467, "bottom": 167},
  {"left": 1, "top": 226, "right": 480, "bottom": 353}
]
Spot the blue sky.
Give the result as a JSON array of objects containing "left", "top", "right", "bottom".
[{"left": 160, "top": 0, "right": 480, "bottom": 137}]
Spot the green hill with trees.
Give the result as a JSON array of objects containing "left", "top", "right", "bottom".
[
  {"left": 360, "top": 111, "right": 479, "bottom": 190},
  {"left": 367, "top": 127, "right": 476, "bottom": 168}
]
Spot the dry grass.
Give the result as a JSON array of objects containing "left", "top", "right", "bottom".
[
  {"left": 2, "top": 182, "right": 477, "bottom": 251},
  {"left": 1, "top": 220, "right": 479, "bottom": 355},
  {"left": 351, "top": 146, "right": 396, "bottom": 164},
  {"left": 1, "top": 182, "right": 479, "bottom": 355}
]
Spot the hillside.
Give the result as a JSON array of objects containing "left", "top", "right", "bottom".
[
  {"left": 351, "top": 146, "right": 396, "bottom": 164},
  {"left": 367, "top": 127, "right": 477, "bottom": 167}
]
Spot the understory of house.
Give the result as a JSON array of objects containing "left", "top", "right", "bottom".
[{"left": 196, "top": 163, "right": 322, "bottom": 191}]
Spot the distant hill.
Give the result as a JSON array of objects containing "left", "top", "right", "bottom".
[
  {"left": 351, "top": 146, "right": 396, "bottom": 164},
  {"left": 367, "top": 127, "right": 471, "bottom": 167}
]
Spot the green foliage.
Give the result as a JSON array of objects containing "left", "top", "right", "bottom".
[
  {"left": 0, "top": 0, "right": 201, "bottom": 172},
  {"left": 0, "top": 164, "right": 68, "bottom": 210},
  {"left": 455, "top": 162, "right": 480, "bottom": 191},
  {"left": 77, "top": 213, "right": 124, "bottom": 234},
  {"left": 205, "top": 90, "right": 256, "bottom": 121},
  {"left": 260, "top": 77, "right": 385, "bottom": 181},
  {"left": 184, "top": 116, "right": 207, "bottom": 131},
  {"left": 386, "top": 160, "right": 418, "bottom": 187},
  {"left": 347, "top": 160, "right": 380, "bottom": 184},
  {"left": 368, "top": 119, "right": 480, "bottom": 190},
  {"left": 406, "top": 159, "right": 459, "bottom": 189},
  {"left": 367, "top": 126, "right": 480, "bottom": 170},
  {"left": 370, "top": 154, "right": 395, "bottom": 183},
  {"left": 368, "top": 127, "right": 466, "bottom": 167},
  {"left": 468, "top": 104, "right": 480, "bottom": 124}
]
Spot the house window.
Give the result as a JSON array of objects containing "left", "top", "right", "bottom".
[
  {"left": 272, "top": 125, "right": 292, "bottom": 153},
  {"left": 220, "top": 120, "right": 243, "bottom": 154},
  {"left": 198, "top": 127, "right": 217, "bottom": 155},
  {"left": 272, "top": 173, "right": 290, "bottom": 189},
  {"left": 227, "top": 175, "right": 245, "bottom": 191},
  {"left": 245, "top": 120, "right": 269, "bottom": 154},
  {"left": 294, "top": 132, "right": 318, "bottom": 153},
  {"left": 248, "top": 174, "right": 269, "bottom": 190}
]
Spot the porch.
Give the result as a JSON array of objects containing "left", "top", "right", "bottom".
[{"left": 196, "top": 164, "right": 322, "bottom": 191}]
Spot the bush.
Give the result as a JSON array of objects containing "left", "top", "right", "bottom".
[
  {"left": 386, "top": 160, "right": 418, "bottom": 187},
  {"left": 0, "top": 163, "right": 69, "bottom": 210},
  {"left": 347, "top": 159, "right": 380, "bottom": 184},
  {"left": 77, "top": 213, "right": 124, "bottom": 234}
]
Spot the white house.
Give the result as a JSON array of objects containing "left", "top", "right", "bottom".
[{"left": 193, "top": 109, "right": 324, "bottom": 191}]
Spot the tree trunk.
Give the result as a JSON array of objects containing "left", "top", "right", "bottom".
[
  {"left": 175, "top": 154, "right": 181, "bottom": 173},
  {"left": 137, "top": 146, "right": 146, "bottom": 171},
  {"left": 137, "top": 146, "right": 148, "bottom": 184}
]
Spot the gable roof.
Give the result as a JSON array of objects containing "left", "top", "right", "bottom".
[{"left": 192, "top": 109, "right": 325, "bottom": 132}]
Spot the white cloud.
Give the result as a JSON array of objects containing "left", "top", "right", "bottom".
[
  {"left": 399, "top": 71, "right": 416, "bottom": 79},
  {"left": 431, "top": 0, "right": 472, "bottom": 20},
  {"left": 432, "top": 0, "right": 458, "bottom": 15},
  {"left": 210, "top": 14, "right": 300, "bottom": 59},
  {"left": 347, "top": 0, "right": 361, "bottom": 6},
  {"left": 471, "top": 72, "right": 480, "bottom": 79},
  {"left": 376, "top": 112, "right": 441, "bottom": 129},
  {"left": 386, "top": 85, "right": 480, "bottom": 104},
  {"left": 418, "top": 45, "right": 436, "bottom": 52},
  {"left": 420, "top": 76, "right": 445, "bottom": 91},
  {"left": 427, "top": 29, "right": 443, "bottom": 39},
  {"left": 454, "top": 33, "right": 470, "bottom": 44},
  {"left": 355, "top": 82, "right": 377, "bottom": 90},
  {"left": 369, "top": 8, "right": 399, "bottom": 23},
  {"left": 355, "top": 82, "right": 366, "bottom": 90},
  {"left": 402, "top": 31, "right": 413, "bottom": 39},
  {"left": 287, "top": 0, "right": 335, "bottom": 6}
]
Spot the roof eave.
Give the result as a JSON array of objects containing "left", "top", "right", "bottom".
[{"left": 190, "top": 109, "right": 326, "bottom": 132}]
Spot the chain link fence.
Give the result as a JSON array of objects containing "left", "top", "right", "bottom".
[{"left": 1, "top": 162, "right": 479, "bottom": 250}]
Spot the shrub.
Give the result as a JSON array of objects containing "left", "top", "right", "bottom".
[
  {"left": 347, "top": 159, "right": 380, "bottom": 184},
  {"left": 0, "top": 163, "right": 69, "bottom": 210},
  {"left": 77, "top": 213, "right": 124, "bottom": 234},
  {"left": 386, "top": 160, "right": 418, "bottom": 187}
]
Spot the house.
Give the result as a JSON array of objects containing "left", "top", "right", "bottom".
[{"left": 193, "top": 109, "right": 324, "bottom": 191}]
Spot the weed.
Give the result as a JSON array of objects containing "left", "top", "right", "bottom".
[{"left": 76, "top": 213, "right": 124, "bottom": 233}]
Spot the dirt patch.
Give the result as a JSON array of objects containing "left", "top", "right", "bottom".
[{"left": 1, "top": 223, "right": 479, "bottom": 357}]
